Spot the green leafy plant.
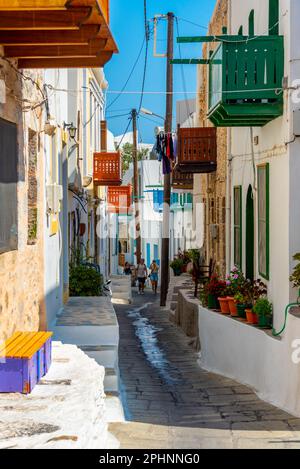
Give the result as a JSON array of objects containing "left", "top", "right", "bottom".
[
  {"left": 244, "top": 279, "right": 268, "bottom": 305},
  {"left": 170, "top": 258, "right": 184, "bottom": 273},
  {"left": 290, "top": 253, "right": 300, "bottom": 289},
  {"left": 234, "top": 292, "right": 248, "bottom": 305},
  {"left": 120, "top": 142, "right": 149, "bottom": 174},
  {"left": 253, "top": 298, "right": 273, "bottom": 318},
  {"left": 69, "top": 265, "right": 103, "bottom": 297}
]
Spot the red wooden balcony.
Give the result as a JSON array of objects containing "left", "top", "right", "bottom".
[
  {"left": 107, "top": 186, "right": 132, "bottom": 214},
  {"left": 176, "top": 127, "right": 217, "bottom": 173},
  {"left": 172, "top": 168, "right": 193, "bottom": 190},
  {"left": 94, "top": 152, "right": 122, "bottom": 186}
]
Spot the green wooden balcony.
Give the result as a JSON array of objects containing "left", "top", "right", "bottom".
[{"left": 208, "top": 36, "right": 284, "bottom": 127}]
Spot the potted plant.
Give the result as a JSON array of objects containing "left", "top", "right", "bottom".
[
  {"left": 253, "top": 298, "right": 273, "bottom": 328},
  {"left": 234, "top": 292, "right": 249, "bottom": 319},
  {"left": 290, "top": 253, "right": 300, "bottom": 299},
  {"left": 217, "top": 286, "right": 232, "bottom": 314},
  {"left": 170, "top": 258, "right": 184, "bottom": 276},
  {"left": 225, "top": 267, "right": 247, "bottom": 317},
  {"left": 244, "top": 279, "right": 267, "bottom": 325},
  {"left": 204, "top": 274, "right": 226, "bottom": 310}
]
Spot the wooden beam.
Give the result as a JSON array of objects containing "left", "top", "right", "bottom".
[
  {"left": 0, "top": 24, "right": 100, "bottom": 45},
  {"left": 0, "top": 0, "right": 66, "bottom": 9},
  {"left": 0, "top": 7, "right": 92, "bottom": 30},
  {"left": 18, "top": 52, "right": 113, "bottom": 68},
  {"left": 4, "top": 39, "right": 108, "bottom": 58}
]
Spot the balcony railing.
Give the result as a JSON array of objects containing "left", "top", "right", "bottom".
[
  {"left": 175, "top": 127, "right": 217, "bottom": 174},
  {"left": 107, "top": 185, "right": 132, "bottom": 214},
  {"left": 172, "top": 168, "right": 193, "bottom": 190},
  {"left": 94, "top": 152, "right": 122, "bottom": 186},
  {"left": 208, "top": 36, "right": 284, "bottom": 127}
]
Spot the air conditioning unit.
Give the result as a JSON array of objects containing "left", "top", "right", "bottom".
[{"left": 46, "top": 184, "right": 63, "bottom": 214}]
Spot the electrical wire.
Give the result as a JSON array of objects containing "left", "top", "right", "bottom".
[
  {"left": 116, "top": 117, "right": 133, "bottom": 150},
  {"left": 106, "top": 36, "right": 146, "bottom": 111},
  {"left": 176, "top": 16, "right": 208, "bottom": 30}
]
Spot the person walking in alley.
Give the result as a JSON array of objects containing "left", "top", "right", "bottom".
[
  {"left": 150, "top": 260, "right": 159, "bottom": 295},
  {"left": 137, "top": 258, "right": 147, "bottom": 295}
]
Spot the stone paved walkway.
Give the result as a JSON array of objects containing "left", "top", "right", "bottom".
[{"left": 109, "top": 290, "right": 300, "bottom": 449}]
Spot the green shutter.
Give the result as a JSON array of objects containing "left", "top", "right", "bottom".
[
  {"left": 233, "top": 186, "right": 242, "bottom": 268},
  {"left": 258, "top": 164, "right": 270, "bottom": 279},
  {"left": 269, "top": 0, "right": 279, "bottom": 35}
]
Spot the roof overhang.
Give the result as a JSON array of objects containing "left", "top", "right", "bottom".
[{"left": 0, "top": 0, "right": 118, "bottom": 68}]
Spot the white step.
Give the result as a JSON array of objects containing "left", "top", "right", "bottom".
[{"left": 79, "top": 345, "right": 118, "bottom": 370}]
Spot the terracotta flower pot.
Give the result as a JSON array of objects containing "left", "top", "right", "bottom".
[
  {"left": 245, "top": 309, "right": 258, "bottom": 325},
  {"left": 227, "top": 297, "right": 238, "bottom": 317},
  {"left": 218, "top": 297, "right": 230, "bottom": 314}
]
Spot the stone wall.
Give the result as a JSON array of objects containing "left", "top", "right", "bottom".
[
  {"left": 0, "top": 56, "right": 46, "bottom": 342},
  {"left": 194, "top": 0, "right": 228, "bottom": 277}
]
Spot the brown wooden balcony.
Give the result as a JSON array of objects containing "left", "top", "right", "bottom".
[
  {"left": 176, "top": 127, "right": 217, "bottom": 173},
  {"left": 94, "top": 152, "right": 122, "bottom": 187},
  {"left": 0, "top": 0, "right": 118, "bottom": 68},
  {"left": 172, "top": 168, "right": 193, "bottom": 190},
  {"left": 107, "top": 186, "right": 132, "bottom": 214}
]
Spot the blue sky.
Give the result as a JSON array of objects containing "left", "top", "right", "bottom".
[{"left": 105, "top": 0, "right": 216, "bottom": 143}]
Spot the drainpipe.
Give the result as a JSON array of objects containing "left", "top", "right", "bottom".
[{"left": 225, "top": 0, "right": 232, "bottom": 273}]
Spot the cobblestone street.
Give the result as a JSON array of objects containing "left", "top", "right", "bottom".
[{"left": 109, "top": 290, "right": 300, "bottom": 449}]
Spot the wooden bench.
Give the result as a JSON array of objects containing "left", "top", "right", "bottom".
[{"left": 0, "top": 331, "right": 53, "bottom": 394}]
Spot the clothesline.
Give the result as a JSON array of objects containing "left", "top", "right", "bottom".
[{"left": 153, "top": 132, "right": 178, "bottom": 175}]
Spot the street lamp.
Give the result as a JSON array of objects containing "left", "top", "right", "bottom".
[
  {"left": 140, "top": 107, "right": 165, "bottom": 122},
  {"left": 63, "top": 121, "right": 77, "bottom": 140}
]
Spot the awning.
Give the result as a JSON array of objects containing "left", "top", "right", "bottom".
[{"left": 0, "top": 0, "right": 118, "bottom": 68}]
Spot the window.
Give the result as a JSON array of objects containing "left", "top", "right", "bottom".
[
  {"left": 258, "top": 164, "right": 270, "bottom": 279},
  {"left": 234, "top": 186, "right": 242, "bottom": 268},
  {"left": 0, "top": 118, "right": 18, "bottom": 254}
]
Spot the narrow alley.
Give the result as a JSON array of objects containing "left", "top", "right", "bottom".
[{"left": 110, "top": 289, "right": 300, "bottom": 449}]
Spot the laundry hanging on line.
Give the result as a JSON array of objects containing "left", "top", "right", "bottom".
[{"left": 153, "top": 132, "right": 178, "bottom": 175}]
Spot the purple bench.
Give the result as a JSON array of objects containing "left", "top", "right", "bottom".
[{"left": 0, "top": 331, "right": 53, "bottom": 394}]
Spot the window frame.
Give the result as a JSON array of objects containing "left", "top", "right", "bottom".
[
  {"left": 233, "top": 185, "right": 242, "bottom": 269},
  {"left": 257, "top": 163, "right": 270, "bottom": 280}
]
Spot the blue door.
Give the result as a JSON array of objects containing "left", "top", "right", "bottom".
[
  {"left": 146, "top": 243, "right": 151, "bottom": 268},
  {"left": 154, "top": 244, "right": 159, "bottom": 265}
]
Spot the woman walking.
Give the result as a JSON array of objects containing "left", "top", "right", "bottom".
[
  {"left": 137, "top": 258, "right": 147, "bottom": 295},
  {"left": 150, "top": 260, "right": 159, "bottom": 295}
]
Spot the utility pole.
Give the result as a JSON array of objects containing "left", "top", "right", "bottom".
[
  {"left": 160, "top": 12, "right": 174, "bottom": 307},
  {"left": 132, "top": 108, "right": 142, "bottom": 265}
]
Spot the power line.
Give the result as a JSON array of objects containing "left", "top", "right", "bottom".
[
  {"left": 106, "top": 36, "right": 146, "bottom": 111},
  {"left": 107, "top": 112, "right": 131, "bottom": 119},
  {"left": 176, "top": 16, "right": 208, "bottom": 30},
  {"left": 116, "top": 117, "right": 133, "bottom": 150}
]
